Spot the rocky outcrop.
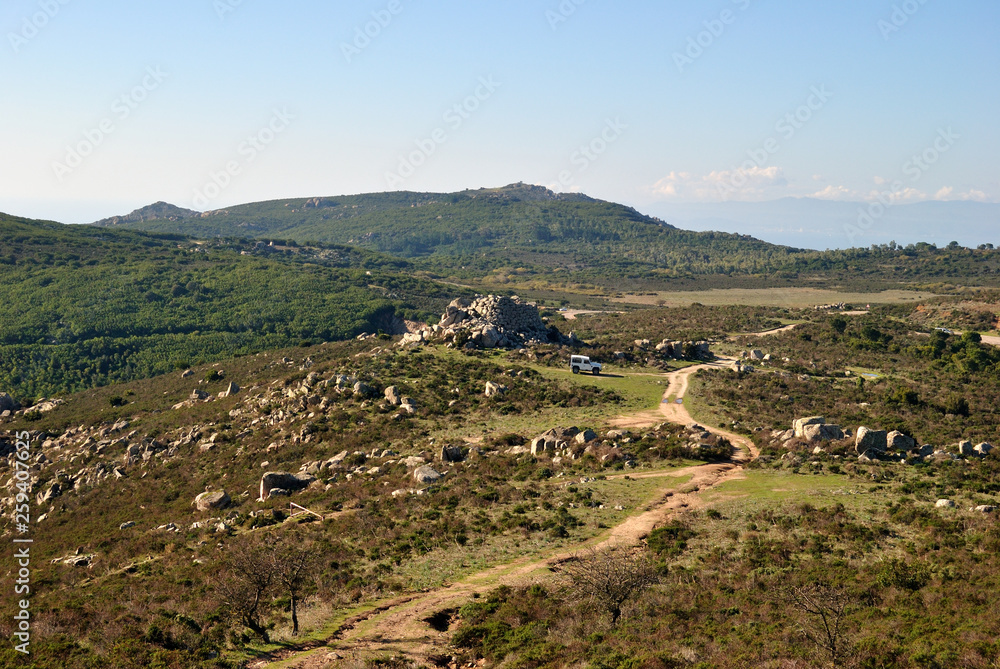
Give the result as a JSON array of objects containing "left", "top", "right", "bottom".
[
  {"left": 790, "top": 417, "right": 842, "bottom": 442},
  {"left": 436, "top": 295, "right": 566, "bottom": 349}
]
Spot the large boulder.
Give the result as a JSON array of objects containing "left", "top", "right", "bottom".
[
  {"left": 802, "top": 423, "right": 844, "bottom": 442},
  {"left": 855, "top": 427, "right": 887, "bottom": 456},
  {"left": 478, "top": 325, "right": 503, "bottom": 349},
  {"left": 887, "top": 431, "right": 916, "bottom": 452},
  {"left": 193, "top": 490, "right": 230, "bottom": 512},
  {"left": 957, "top": 440, "right": 975, "bottom": 457},
  {"left": 259, "top": 472, "right": 316, "bottom": 500},
  {"left": 793, "top": 416, "right": 825, "bottom": 439},
  {"left": 413, "top": 465, "right": 442, "bottom": 484},
  {"left": 975, "top": 442, "right": 994, "bottom": 457},
  {"left": 574, "top": 429, "right": 599, "bottom": 444},
  {"left": 384, "top": 386, "right": 402, "bottom": 406}
]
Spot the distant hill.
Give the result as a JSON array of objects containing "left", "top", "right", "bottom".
[
  {"left": 91, "top": 183, "right": 807, "bottom": 285},
  {"left": 93, "top": 201, "right": 199, "bottom": 227}
]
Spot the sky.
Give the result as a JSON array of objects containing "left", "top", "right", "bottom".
[{"left": 2, "top": 0, "right": 998, "bottom": 239}]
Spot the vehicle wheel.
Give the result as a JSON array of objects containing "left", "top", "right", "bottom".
[
  {"left": 592, "top": 368, "right": 600, "bottom": 375},
  {"left": 572, "top": 366, "right": 580, "bottom": 374}
]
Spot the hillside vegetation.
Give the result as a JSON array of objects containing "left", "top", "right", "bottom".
[
  {"left": 92, "top": 184, "right": 1000, "bottom": 291},
  {"left": 0, "top": 214, "right": 454, "bottom": 399}
]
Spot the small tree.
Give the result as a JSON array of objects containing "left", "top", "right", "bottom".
[
  {"left": 217, "top": 537, "right": 277, "bottom": 643},
  {"left": 563, "top": 547, "right": 658, "bottom": 625},
  {"left": 274, "top": 534, "right": 321, "bottom": 636},
  {"left": 786, "top": 582, "right": 855, "bottom": 668}
]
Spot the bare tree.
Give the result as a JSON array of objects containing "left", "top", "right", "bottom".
[
  {"left": 217, "top": 536, "right": 278, "bottom": 643},
  {"left": 563, "top": 547, "right": 658, "bottom": 625},
  {"left": 786, "top": 583, "right": 854, "bottom": 668},
  {"left": 274, "top": 534, "right": 321, "bottom": 636}
]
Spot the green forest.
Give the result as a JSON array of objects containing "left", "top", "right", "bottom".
[{"left": 0, "top": 214, "right": 453, "bottom": 400}]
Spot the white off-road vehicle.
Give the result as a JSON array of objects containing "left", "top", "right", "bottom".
[{"left": 570, "top": 355, "right": 602, "bottom": 375}]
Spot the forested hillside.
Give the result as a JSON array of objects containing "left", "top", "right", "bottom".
[
  {"left": 92, "top": 184, "right": 1000, "bottom": 290},
  {"left": 0, "top": 214, "right": 454, "bottom": 399}
]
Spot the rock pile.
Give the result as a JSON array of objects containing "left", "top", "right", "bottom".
[
  {"left": 777, "top": 416, "right": 996, "bottom": 464},
  {"left": 399, "top": 295, "right": 573, "bottom": 350}
]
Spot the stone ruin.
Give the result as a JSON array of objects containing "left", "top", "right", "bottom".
[{"left": 400, "top": 295, "right": 576, "bottom": 350}]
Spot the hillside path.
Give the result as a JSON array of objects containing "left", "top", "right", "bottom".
[{"left": 257, "top": 359, "right": 754, "bottom": 668}]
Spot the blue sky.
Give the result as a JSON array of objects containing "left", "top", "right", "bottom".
[{"left": 1, "top": 0, "right": 997, "bottom": 227}]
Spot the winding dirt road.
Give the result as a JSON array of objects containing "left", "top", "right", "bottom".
[{"left": 258, "top": 361, "right": 753, "bottom": 668}]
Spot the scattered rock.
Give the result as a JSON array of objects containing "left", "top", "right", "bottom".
[
  {"left": 119, "top": 521, "right": 135, "bottom": 530},
  {"left": 353, "top": 381, "right": 376, "bottom": 398},
  {"left": 439, "top": 445, "right": 464, "bottom": 463},
  {"left": 193, "top": 490, "right": 230, "bottom": 512},
  {"left": 218, "top": 382, "right": 240, "bottom": 398},
  {"left": 413, "top": 465, "right": 442, "bottom": 484},
  {"left": 484, "top": 381, "right": 507, "bottom": 397},
  {"left": 402, "top": 455, "right": 427, "bottom": 469},
  {"left": 935, "top": 499, "right": 955, "bottom": 509}
]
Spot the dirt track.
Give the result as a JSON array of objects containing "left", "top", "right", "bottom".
[{"left": 259, "top": 361, "right": 753, "bottom": 668}]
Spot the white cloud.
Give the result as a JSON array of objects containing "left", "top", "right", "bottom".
[
  {"left": 651, "top": 166, "right": 787, "bottom": 202},
  {"left": 934, "top": 186, "right": 989, "bottom": 202},
  {"left": 810, "top": 185, "right": 861, "bottom": 201}
]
